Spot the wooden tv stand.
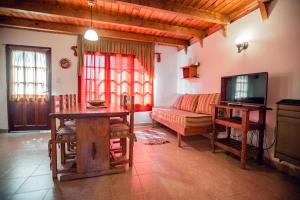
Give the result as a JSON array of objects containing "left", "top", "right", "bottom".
[{"left": 211, "top": 104, "right": 269, "bottom": 169}]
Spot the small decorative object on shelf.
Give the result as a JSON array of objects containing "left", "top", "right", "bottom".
[
  {"left": 181, "top": 64, "right": 199, "bottom": 79},
  {"left": 59, "top": 58, "right": 71, "bottom": 69}
]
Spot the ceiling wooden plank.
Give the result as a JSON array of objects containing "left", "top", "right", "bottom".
[
  {"left": 111, "top": 0, "right": 230, "bottom": 24},
  {"left": 0, "top": 16, "right": 190, "bottom": 47},
  {"left": 0, "top": 0, "right": 205, "bottom": 38},
  {"left": 216, "top": 0, "right": 245, "bottom": 14},
  {"left": 229, "top": 1, "right": 258, "bottom": 22}
]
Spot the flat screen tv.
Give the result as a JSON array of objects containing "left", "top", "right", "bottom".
[{"left": 221, "top": 72, "right": 268, "bottom": 106}]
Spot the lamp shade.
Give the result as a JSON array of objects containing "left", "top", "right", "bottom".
[{"left": 84, "top": 29, "right": 99, "bottom": 41}]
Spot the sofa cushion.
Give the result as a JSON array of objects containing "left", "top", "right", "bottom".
[
  {"left": 172, "top": 95, "right": 185, "bottom": 109},
  {"left": 152, "top": 107, "right": 212, "bottom": 128},
  {"left": 180, "top": 94, "right": 199, "bottom": 112},
  {"left": 195, "top": 93, "right": 220, "bottom": 115}
]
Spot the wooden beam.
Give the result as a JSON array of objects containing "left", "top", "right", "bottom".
[
  {"left": 111, "top": 0, "right": 230, "bottom": 25},
  {"left": 0, "top": 0, "right": 205, "bottom": 37},
  {"left": 189, "top": 37, "right": 203, "bottom": 48},
  {"left": 221, "top": 25, "right": 227, "bottom": 37},
  {"left": 257, "top": 0, "right": 269, "bottom": 20},
  {"left": 0, "top": 16, "right": 190, "bottom": 47}
]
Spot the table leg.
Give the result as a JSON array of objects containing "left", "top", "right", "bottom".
[
  {"left": 241, "top": 130, "right": 247, "bottom": 169},
  {"left": 211, "top": 106, "right": 218, "bottom": 153},
  {"left": 211, "top": 130, "right": 216, "bottom": 153},
  {"left": 50, "top": 118, "right": 57, "bottom": 178},
  {"left": 226, "top": 108, "right": 232, "bottom": 139},
  {"left": 257, "top": 109, "right": 266, "bottom": 164},
  {"left": 76, "top": 117, "right": 110, "bottom": 173},
  {"left": 241, "top": 110, "right": 249, "bottom": 169}
]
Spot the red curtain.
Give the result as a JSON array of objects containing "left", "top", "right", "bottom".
[{"left": 79, "top": 52, "right": 153, "bottom": 112}]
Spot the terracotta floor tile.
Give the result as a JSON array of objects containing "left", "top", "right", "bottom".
[
  {"left": 144, "top": 188, "right": 176, "bottom": 200},
  {"left": 52, "top": 180, "right": 86, "bottom": 199},
  {"left": 134, "top": 162, "right": 161, "bottom": 175},
  {"left": 139, "top": 174, "right": 166, "bottom": 192},
  {"left": 111, "top": 192, "right": 146, "bottom": 200},
  {"left": 0, "top": 178, "right": 26, "bottom": 195},
  {"left": 32, "top": 164, "right": 51, "bottom": 176},
  {"left": 111, "top": 174, "right": 143, "bottom": 196},
  {"left": 16, "top": 175, "right": 54, "bottom": 193},
  {"left": 1, "top": 165, "right": 39, "bottom": 179},
  {"left": 0, "top": 127, "right": 299, "bottom": 200},
  {"left": 43, "top": 189, "right": 66, "bottom": 200},
  {"left": 10, "top": 189, "right": 48, "bottom": 200}
]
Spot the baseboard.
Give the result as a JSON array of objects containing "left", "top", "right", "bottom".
[
  {"left": 0, "top": 129, "right": 8, "bottom": 133},
  {"left": 264, "top": 157, "right": 300, "bottom": 179},
  {"left": 134, "top": 122, "right": 152, "bottom": 127}
]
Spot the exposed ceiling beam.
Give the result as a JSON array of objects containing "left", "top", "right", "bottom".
[
  {"left": 0, "top": 0, "right": 206, "bottom": 38},
  {"left": 0, "top": 16, "right": 190, "bottom": 47},
  {"left": 257, "top": 0, "right": 269, "bottom": 20},
  {"left": 221, "top": 25, "right": 227, "bottom": 37},
  {"left": 190, "top": 37, "right": 203, "bottom": 48},
  {"left": 111, "top": 0, "right": 230, "bottom": 25}
]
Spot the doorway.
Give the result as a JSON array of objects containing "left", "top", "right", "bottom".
[{"left": 6, "top": 45, "right": 51, "bottom": 131}]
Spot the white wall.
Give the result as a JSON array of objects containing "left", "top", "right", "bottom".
[
  {"left": 135, "top": 45, "right": 178, "bottom": 124},
  {"left": 0, "top": 28, "right": 178, "bottom": 127},
  {"left": 0, "top": 28, "right": 78, "bottom": 129},
  {"left": 177, "top": 0, "right": 300, "bottom": 168}
]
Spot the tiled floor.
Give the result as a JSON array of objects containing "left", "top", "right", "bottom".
[{"left": 0, "top": 126, "right": 299, "bottom": 200}]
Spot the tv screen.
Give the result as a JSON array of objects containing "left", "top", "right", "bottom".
[{"left": 221, "top": 72, "right": 268, "bottom": 106}]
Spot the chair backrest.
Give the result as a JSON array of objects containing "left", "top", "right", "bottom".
[
  {"left": 51, "top": 96, "right": 61, "bottom": 113},
  {"left": 51, "top": 94, "right": 73, "bottom": 128},
  {"left": 123, "top": 95, "right": 134, "bottom": 133},
  {"left": 69, "top": 94, "right": 77, "bottom": 108},
  {"left": 59, "top": 95, "right": 69, "bottom": 110}
]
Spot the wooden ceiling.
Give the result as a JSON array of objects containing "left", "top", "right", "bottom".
[{"left": 0, "top": 0, "right": 270, "bottom": 49}]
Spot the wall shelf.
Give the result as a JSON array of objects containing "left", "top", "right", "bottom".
[{"left": 181, "top": 64, "right": 198, "bottom": 79}]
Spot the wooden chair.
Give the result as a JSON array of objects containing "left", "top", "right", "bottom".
[
  {"left": 64, "top": 94, "right": 77, "bottom": 157},
  {"left": 49, "top": 95, "right": 77, "bottom": 178},
  {"left": 64, "top": 94, "right": 77, "bottom": 127},
  {"left": 110, "top": 94, "right": 127, "bottom": 125},
  {"left": 110, "top": 95, "right": 136, "bottom": 167}
]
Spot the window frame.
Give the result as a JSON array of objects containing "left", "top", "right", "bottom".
[
  {"left": 79, "top": 52, "right": 153, "bottom": 112},
  {"left": 6, "top": 44, "right": 52, "bottom": 101}
]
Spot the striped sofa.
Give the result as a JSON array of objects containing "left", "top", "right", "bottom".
[{"left": 151, "top": 93, "right": 220, "bottom": 147}]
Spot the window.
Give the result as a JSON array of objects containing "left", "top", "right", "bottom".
[
  {"left": 80, "top": 52, "right": 153, "bottom": 111},
  {"left": 235, "top": 75, "right": 248, "bottom": 99},
  {"left": 8, "top": 46, "right": 50, "bottom": 101}
]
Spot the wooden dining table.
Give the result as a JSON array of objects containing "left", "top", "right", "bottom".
[{"left": 49, "top": 104, "right": 129, "bottom": 181}]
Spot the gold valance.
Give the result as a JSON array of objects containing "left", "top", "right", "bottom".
[{"left": 77, "top": 36, "right": 154, "bottom": 77}]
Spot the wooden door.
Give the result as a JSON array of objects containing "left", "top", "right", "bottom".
[
  {"left": 8, "top": 99, "right": 50, "bottom": 131},
  {"left": 6, "top": 45, "right": 51, "bottom": 131}
]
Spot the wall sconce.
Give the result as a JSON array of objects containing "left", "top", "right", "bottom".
[{"left": 235, "top": 37, "right": 249, "bottom": 53}]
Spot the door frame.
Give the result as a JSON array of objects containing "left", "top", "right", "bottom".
[{"left": 6, "top": 44, "right": 52, "bottom": 132}]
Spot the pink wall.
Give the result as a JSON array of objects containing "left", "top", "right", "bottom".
[{"left": 177, "top": 0, "right": 300, "bottom": 171}]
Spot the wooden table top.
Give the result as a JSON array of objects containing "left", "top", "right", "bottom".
[{"left": 49, "top": 104, "right": 129, "bottom": 118}]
